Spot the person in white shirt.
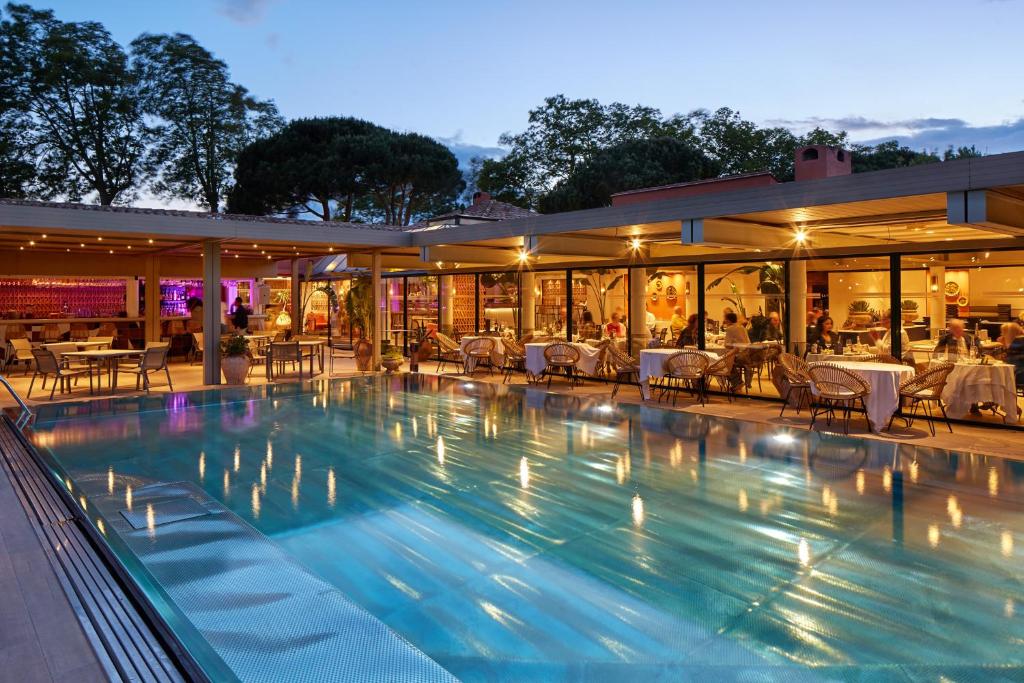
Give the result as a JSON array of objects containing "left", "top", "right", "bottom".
[{"left": 878, "top": 311, "right": 911, "bottom": 360}]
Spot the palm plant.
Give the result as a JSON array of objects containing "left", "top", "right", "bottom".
[
  {"left": 574, "top": 269, "right": 625, "bottom": 323},
  {"left": 705, "top": 264, "right": 785, "bottom": 319}
]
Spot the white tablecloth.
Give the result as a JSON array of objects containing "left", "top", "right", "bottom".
[
  {"left": 459, "top": 336, "right": 505, "bottom": 371},
  {"left": 637, "top": 348, "right": 719, "bottom": 400},
  {"left": 525, "top": 342, "right": 603, "bottom": 378},
  {"left": 811, "top": 360, "right": 912, "bottom": 432},
  {"left": 805, "top": 352, "right": 872, "bottom": 363},
  {"left": 938, "top": 361, "right": 1018, "bottom": 421}
]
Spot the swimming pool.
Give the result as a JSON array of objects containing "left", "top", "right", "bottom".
[{"left": 29, "top": 374, "right": 1024, "bottom": 681}]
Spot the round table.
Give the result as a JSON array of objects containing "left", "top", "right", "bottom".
[
  {"left": 811, "top": 360, "right": 913, "bottom": 432},
  {"left": 936, "top": 360, "right": 1019, "bottom": 422},
  {"left": 459, "top": 336, "right": 505, "bottom": 372},
  {"left": 524, "top": 342, "right": 603, "bottom": 381},
  {"left": 637, "top": 348, "right": 718, "bottom": 400}
]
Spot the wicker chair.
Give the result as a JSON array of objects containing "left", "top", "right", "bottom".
[
  {"left": 735, "top": 347, "right": 766, "bottom": 393},
  {"left": 660, "top": 350, "right": 710, "bottom": 406},
  {"left": 606, "top": 344, "right": 640, "bottom": 398},
  {"left": 807, "top": 363, "right": 871, "bottom": 434},
  {"left": 433, "top": 332, "right": 463, "bottom": 374},
  {"left": 777, "top": 353, "right": 812, "bottom": 417},
  {"left": 500, "top": 338, "right": 526, "bottom": 383},
  {"left": 889, "top": 361, "right": 955, "bottom": 436},
  {"left": 28, "top": 348, "right": 92, "bottom": 400},
  {"left": 118, "top": 345, "right": 172, "bottom": 393},
  {"left": 69, "top": 323, "right": 90, "bottom": 341},
  {"left": 543, "top": 342, "right": 581, "bottom": 388},
  {"left": 863, "top": 353, "right": 904, "bottom": 365},
  {"left": 463, "top": 337, "right": 496, "bottom": 375},
  {"left": 704, "top": 349, "right": 739, "bottom": 401}
]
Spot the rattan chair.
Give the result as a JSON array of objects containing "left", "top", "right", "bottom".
[
  {"left": 5, "top": 338, "right": 35, "bottom": 374},
  {"left": 735, "top": 347, "right": 766, "bottom": 393},
  {"left": 69, "top": 323, "right": 90, "bottom": 341},
  {"left": 463, "top": 337, "right": 496, "bottom": 375},
  {"left": 660, "top": 350, "right": 710, "bottom": 406},
  {"left": 807, "top": 363, "right": 871, "bottom": 434},
  {"left": 28, "top": 348, "right": 92, "bottom": 400},
  {"left": 433, "top": 332, "right": 463, "bottom": 374},
  {"left": 543, "top": 342, "right": 581, "bottom": 388},
  {"left": 888, "top": 361, "right": 955, "bottom": 436},
  {"left": 777, "top": 352, "right": 812, "bottom": 417},
  {"left": 190, "top": 332, "right": 204, "bottom": 365},
  {"left": 704, "top": 349, "right": 739, "bottom": 402},
  {"left": 863, "top": 353, "right": 904, "bottom": 365},
  {"left": 500, "top": 338, "right": 526, "bottom": 383},
  {"left": 606, "top": 344, "right": 640, "bottom": 398},
  {"left": 118, "top": 345, "right": 172, "bottom": 393}
]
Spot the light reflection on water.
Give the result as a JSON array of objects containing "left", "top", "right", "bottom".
[{"left": 29, "top": 375, "right": 1024, "bottom": 680}]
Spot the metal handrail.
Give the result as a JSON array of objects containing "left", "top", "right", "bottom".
[{"left": 0, "top": 375, "right": 33, "bottom": 430}]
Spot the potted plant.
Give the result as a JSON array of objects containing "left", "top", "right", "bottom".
[
  {"left": 847, "top": 300, "right": 873, "bottom": 328},
  {"left": 344, "top": 277, "right": 375, "bottom": 370},
  {"left": 900, "top": 299, "right": 919, "bottom": 324},
  {"left": 221, "top": 334, "right": 250, "bottom": 385},
  {"left": 381, "top": 345, "right": 404, "bottom": 374}
]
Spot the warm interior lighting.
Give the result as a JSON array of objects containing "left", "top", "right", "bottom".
[
  {"left": 148, "top": 238, "right": 154, "bottom": 244},
  {"left": 794, "top": 229, "right": 807, "bottom": 244},
  {"left": 629, "top": 237, "right": 641, "bottom": 250},
  {"left": 517, "top": 249, "right": 529, "bottom": 263},
  {"left": 29, "top": 240, "right": 35, "bottom": 246},
  {"left": 97, "top": 236, "right": 102, "bottom": 241},
  {"left": 41, "top": 234, "right": 47, "bottom": 238}
]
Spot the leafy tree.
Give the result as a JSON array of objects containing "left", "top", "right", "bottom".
[
  {"left": 356, "top": 130, "right": 464, "bottom": 225},
  {"left": 0, "top": 3, "right": 148, "bottom": 204},
  {"left": 229, "top": 116, "right": 385, "bottom": 220},
  {"left": 943, "top": 144, "right": 983, "bottom": 160},
  {"left": 849, "top": 140, "right": 940, "bottom": 173},
  {"left": 131, "top": 33, "right": 282, "bottom": 212},
  {"left": 538, "top": 137, "right": 718, "bottom": 213},
  {"left": 470, "top": 152, "right": 540, "bottom": 209}
]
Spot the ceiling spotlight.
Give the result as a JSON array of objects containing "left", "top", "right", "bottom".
[
  {"left": 41, "top": 234, "right": 47, "bottom": 238},
  {"left": 29, "top": 240, "right": 35, "bottom": 246},
  {"left": 252, "top": 243, "right": 258, "bottom": 248},
  {"left": 148, "top": 238, "right": 154, "bottom": 244},
  {"left": 629, "top": 237, "right": 641, "bottom": 250},
  {"left": 517, "top": 250, "right": 529, "bottom": 263},
  {"left": 97, "top": 236, "right": 103, "bottom": 241},
  {"left": 435, "top": 261, "right": 443, "bottom": 268},
  {"left": 108, "top": 249, "right": 113, "bottom": 254},
  {"left": 127, "top": 245, "right": 132, "bottom": 249},
  {"left": 80, "top": 243, "right": 85, "bottom": 247},
  {"left": 794, "top": 229, "right": 808, "bottom": 244},
  {"left": 235, "top": 254, "right": 239, "bottom": 259}
]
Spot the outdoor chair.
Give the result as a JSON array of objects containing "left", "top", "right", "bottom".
[
  {"left": 91, "top": 336, "right": 115, "bottom": 350},
  {"left": 888, "top": 361, "right": 955, "bottom": 436},
  {"left": 118, "top": 345, "right": 172, "bottom": 393},
  {"left": 660, "top": 350, "right": 710, "bottom": 406},
  {"left": 863, "top": 353, "right": 904, "bottom": 365},
  {"left": 269, "top": 341, "right": 303, "bottom": 380},
  {"left": 704, "top": 349, "right": 739, "bottom": 401},
  {"left": 543, "top": 342, "right": 581, "bottom": 389},
  {"left": 272, "top": 331, "right": 288, "bottom": 342},
  {"left": 735, "top": 347, "right": 766, "bottom": 393},
  {"left": 249, "top": 338, "right": 271, "bottom": 377},
  {"left": 69, "top": 323, "right": 90, "bottom": 341},
  {"left": 433, "top": 333, "right": 462, "bottom": 374},
  {"left": 41, "top": 323, "right": 62, "bottom": 343},
  {"left": 500, "top": 338, "right": 526, "bottom": 383},
  {"left": 5, "top": 338, "right": 35, "bottom": 374},
  {"left": 777, "top": 352, "right": 812, "bottom": 418},
  {"left": 190, "top": 332, "right": 204, "bottom": 365},
  {"left": 807, "top": 363, "right": 871, "bottom": 434},
  {"left": 606, "top": 344, "right": 640, "bottom": 398},
  {"left": 463, "top": 337, "right": 495, "bottom": 375},
  {"left": 28, "top": 348, "right": 92, "bottom": 400}
]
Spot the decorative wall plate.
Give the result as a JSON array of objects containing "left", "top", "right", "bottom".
[
  {"left": 957, "top": 295, "right": 969, "bottom": 306},
  {"left": 655, "top": 280, "right": 664, "bottom": 291},
  {"left": 665, "top": 285, "right": 678, "bottom": 302},
  {"left": 649, "top": 292, "right": 659, "bottom": 303},
  {"left": 944, "top": 281, "right": 960, "bottom": 297}
]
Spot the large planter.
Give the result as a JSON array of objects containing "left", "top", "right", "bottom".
[
  {"left": 901, "top": 310, "right": 918, "bottom": 325},
  {"left": 221, "top": 355, "right": 249, "bottom": 385},
  {"left": 382, "top": 357, "right": 404, "bottom": 374},
  {"left": 848, "top": 312, "right": 873, "bottom": 328},
  {"left": 354, "top": 339, "right": 373, "bottom": 372}
]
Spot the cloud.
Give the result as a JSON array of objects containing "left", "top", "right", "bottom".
[
  {"left": 768, "top": 115, "right": 968, "bottom": 133},
  {"left": 217, "top": 0, "right": 275, "bottom": 24},
  {"left": 435, "top": 131, "right": 506, "bottom": 169},
  {"left": 859, "top": 118, "right": 1024, "bottom": 155}
]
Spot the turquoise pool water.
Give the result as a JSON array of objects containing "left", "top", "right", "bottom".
[{"left": 29, "top": 375, "right": 1024, "bottom": 681}]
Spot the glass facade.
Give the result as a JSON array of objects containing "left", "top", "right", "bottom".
[{"left": 573, "top": 268, "right": 628, "bottom": 342}]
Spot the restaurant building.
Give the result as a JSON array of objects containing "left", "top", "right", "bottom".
[{"left": 2, "top": 147, "right": 1023, "bottom": 427}]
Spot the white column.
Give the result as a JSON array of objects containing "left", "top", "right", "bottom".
[
  {"left": 440, "top": 275, "right": 454, "bottom": 334},
  {"left": 202, "top": 241, "right": 221, "bottom": 385},
  {"left": 788, "top": 260, "right": 808, "bottom": 353},
  {"left": 371, "top": 250, "right": 382, "bottom": 370},
  {"left": 290, "top": 258, "right": 301, "bottom": 336},
  {"left": 520, "top": 271, "right": 536, "bottom": 335},
  {"left": 628, "top": 267, "right": 650, "bottom": 355},
  {"left": 929, "top": 265, "right": 946, "bottom": 334}
]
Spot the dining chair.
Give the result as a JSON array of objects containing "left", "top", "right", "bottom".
[
  {"left": 777, "top": 353, "right": 812, "bottom": 417},
  {"left": 5, "top": 338, "right": 35, "bottom": 374},
  {"left": 269, "top": 341, "right": 303, "bottom": 380},
  {"left": 190, "top": 332, "right": 204, "bottom": 365},
  {"left": 660, "top": 350, "right": 710, "bottom": 406},
  {"left": 28, "top": 348, "right": 92, "bottom": 399},
  {"left": 605, "top": 344, "right": 640, "bottom": 398},
  {"left": 806, "top": 363, "right": 871, "bottom": 434},
  {"left": 704, "top": 349, "right": 739, "bottom": 402},
  {"left": 889, "top": 361, "right": 955, "bottom": 436},
  {"left": 500, "top": 338, "right": 526, "bottom": 383},
  {"left": 463, "top": 337, "right": 496, "bottom": 375},
  {"left": 119, "top": 345, "right": 172, "bottom": 393},
  {"left": 433, "top": 333, "right": 462, "bottom": 374},
  {"left": 543, "top": 342, "right": 581, "bottom": 389}
]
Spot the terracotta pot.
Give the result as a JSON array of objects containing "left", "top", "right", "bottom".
[
  {"left": 901, "top": 311, "right": 918, "bottom": 325},
  {"left": 222, "top": 355, "right": 249, "bottom": 385},
  {"left": 354, "top": 339, "right": 373, "bottom": 372},
  {"left": 848, "top": 312, "right": 873, "bottom": 328},
  {"left": 382, "top": 357, "right": 404, "bottom": 374}
]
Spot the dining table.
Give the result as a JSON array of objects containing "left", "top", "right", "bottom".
[
  {"left": 42, "top": 340, "right": 112, "bottom": 351},
  {"left": 810, "top": 360, "right": 913, "bottom": 433},
  {"left": 266, "top": 340, "right": 326, "bottom": 378},
  {"left": 524, "top": 341, "right": 604, "bottom": 382},
  {"left": 637, "top": 348, "right": 718, "bottom": 400},
  {"left": 934, "top": 360, "right": 1019, "bottom": 422},
  {"left": 61, "top": 348, "right": 146, "bottom": 394}
]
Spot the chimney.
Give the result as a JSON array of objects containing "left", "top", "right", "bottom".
[
  {"left": 472, "top": 191, "right": 491, "bottom": 205},
  {"left": 794, "top": 145, "right": 851, "bottom": 181}
]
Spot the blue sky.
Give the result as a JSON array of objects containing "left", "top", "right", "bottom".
[{"left": 38, "top": 0, "right": 1024, "bottom": 159}]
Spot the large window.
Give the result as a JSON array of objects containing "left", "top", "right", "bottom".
[
  {"left": 645, "top": 266, "right": 697, "bottom": 345},
  {"left": 405, "top": 276, "right": 438, "bottom": 351},
  {"left": 439, "top": 273, "right": 476, "bottom": 340},
  {"left": 804, "top": 256, "right": 893, "bottom": 356},
  {"left": 478, "top": 272, "right": 519, "bottom": 335},
  {"left": 573, "top": 268, "right": 628, "bottom": 342},
  {"left": 525, "top": 270, "right": 570, "bottom": 337}
]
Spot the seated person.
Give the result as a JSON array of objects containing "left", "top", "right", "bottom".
[
  {"left": 645, "top": 309, "right": 657, "bottom": 333},
  {"left": 675, "top": 314, "right": 699, "bottom": 348},
  {"left": 806, "top": 316, "right": 843, "bottom": 356},
  {"left": 877, "top": 311, "right": 911, "bottom": 360},
  {"left": 723, "top": 312, "right": 750, "bottom": 346},
  {"left": 933, "top": 319, "right": 979, "bottom": 358},
  {"left": 605, "top": 311, "right": 626, "bottom": 338},
  {"left": 762, "top": 311, "right": 785, "bottom": 343},
  {"left": 669, "top": 306, "right": 687, "bottom": 338},
  {"left": 1002, "top": 322, "right": 1024, "bottom": 386},
  {"left": 578, "top": 310, "right": 600, "bottom": 340}
]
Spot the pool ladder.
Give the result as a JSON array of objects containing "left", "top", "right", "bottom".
[{"left": 0, "top": 375, "right": 33, "bottom": 430}]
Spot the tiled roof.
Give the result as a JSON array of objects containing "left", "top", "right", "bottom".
[
  {"left": 0, "top": 198, "right": 408, "bottom": 231},
  {"left": 407, "top": 198, "right": 535, "bottom": 231},
  {"left": 609, "top": 171, "right": 777, "bottom": 197}
]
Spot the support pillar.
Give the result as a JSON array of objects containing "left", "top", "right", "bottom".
[
  {"left": 787, "top": 259, "right": 808, "bottom": 354},
  {"left": 144, "top": 256, "right": 160, "bottom": 343},
  {"left": 440, "top": 275, "right": 454, "bottom": 334},
  {"left": 125, "top": 277, "right": 139, "bottom": 319},
  {"left": 928, "top": 265, "right": 946, "bottom": 335},
  {"left": 628, "top": 267, "right": 650, "bottom": 356},
  {"left": 371, "top": 250, "right": 382, "bottom": 370},
  {"left": 520, "top": 271, "right": 536, "bottom": 336},
  {"left": 202, "top": 241, "right": 221, "bottom": 385},
  {"left": 290, "top": 258, "right": 301, "bottom": 336}
]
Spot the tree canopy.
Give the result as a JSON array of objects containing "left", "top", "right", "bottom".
[
  {"left": 538, "top": 137, "right": 719, "bottom": 213},
  {"left": 131, "top": 32, "right": 282, "bottom": 212}
]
